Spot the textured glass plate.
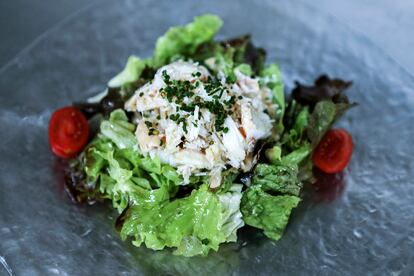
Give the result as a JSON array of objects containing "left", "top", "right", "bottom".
[{"left": 1, "top": 0, "right": 414, "bottom": 275}]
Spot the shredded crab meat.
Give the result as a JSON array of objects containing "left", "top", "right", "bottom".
[{"left": 125, "top": 61, "right": 275, "bottom": 186}]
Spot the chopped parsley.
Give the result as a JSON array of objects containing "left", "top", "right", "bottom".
[
  {"left": 160, "top": 71, "right": 238, "bottom": 133},
  {"left": 191, "top": 71, "right": 202, "bottom": 78},
  {"left": 169, "top": 114, "right": 180, "bottom": 121}
]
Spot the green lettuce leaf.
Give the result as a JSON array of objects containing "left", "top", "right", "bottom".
[
  {"left": 199, "top": 45, "right": 237, "bottom": 83},
  {"left": 221, "top": 35, "right": 266, "bottom": 74},
  {"left": 241, "top": 186, "right": 300, "bottom": 240},
  {"left": 108, "top": 56, "right": 149, "bottom": 88},
  {"left": 120, "top": 184, "right": 244, "bottom": 257},
  {"left": 281, "top": 143, "right": 312, "bottom": 166},
  {"left": 100, "top": 109, "right": 137, "bottom": 149},
  {"left": 82, "top": 110, "right": 182, "bottom": 212},
  {"left": 107, "top": 15, "right": 222, "bottom": 90},
  {"left": 289, "top": 75, "right": 354, "bottom": 147},
  {"left": 83, "top": 136, "right": 112, "bottom": 183},
  {"left": 241, "top": 163, "right": 302, "bottom": 240},
  {"left": 87, "top": 141, "right": 179, "bottom": 212},
  {"left": 216, "top": 184, "right": 244, "bottom": 242},
  {"left": 307, "top": 99, "right": 354, "bottom": 147},
  {"left": 153, "top": 14, "right": 223, "bottom": 67},
  {"left": 265, "top": 142, "right": 313, "bottom": 183},
  {"left": 265, "top": 145, "right": 282, "bottom": 164},
  {"left": 192, "top": 35, "right": 266, "bottom": 77},
  {"left": 306, "top": 100, "right": 337, "bottom": 147},
  {"left": 235, "top": 63, "right": 253, "bottom": 76},
  {"left": 282, "top": 105, "right": 310, "bottom": 151},
  {"left": 261, "top": 64, "right": 285, "bottom": 133},
  {"left": 252, "top": 164, "right": 302, "bottom": 196},
  {"left": 217, "top": 50, "right": 237, "bottom": 83}
]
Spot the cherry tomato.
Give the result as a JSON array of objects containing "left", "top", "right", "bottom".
[
  {"left": 312, "top": 128, "right": 353, "bottom": 173},
  {"left": 48, "top": 106, "right": 89, "bottom": 158}
]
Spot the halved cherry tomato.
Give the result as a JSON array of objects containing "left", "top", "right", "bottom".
[
  {"left": 48, "top": 106, "right": 89, "bottom": 159},
  {"left": 312, "top": 128, "right": 353, "bottom": 173}
]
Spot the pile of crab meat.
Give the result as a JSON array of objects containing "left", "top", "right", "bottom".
[{"left": 125, "top": 61, "right": 276, "bottom": 188}]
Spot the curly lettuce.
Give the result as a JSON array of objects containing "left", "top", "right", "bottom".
[
  {"left": 108, "top": 56, "right": 149, "bottom": 88},
  {"left": 79, "top": 109, "right": 244, "bottom": 256},
  {"left": 241, "top": 163, "right": 301, "bottom": 240},
  {"left": 107, "top": 14, "right": 222, "bottom": 89},
  {"left": 120, "top": 184, "right": 244, "bottom": 257},
  {"left": 82, "top": 109, "right": 182, "bottom": 212},
  {"left": 153, "top": 14, "right": 223, "bottom": 67}
]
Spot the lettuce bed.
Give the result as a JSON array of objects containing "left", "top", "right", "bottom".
[{"left": 67, "top": 14, "right": 353, "bottom": 256}]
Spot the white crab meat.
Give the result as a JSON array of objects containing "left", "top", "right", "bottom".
[
  {"left": 125, "top": 61, "right": 277, "bottom": 187},
  {"left": 240, "top": 102, "right": 273, "bottom": 141},
  {"left": 135, "top": 121, "right": 160, "bottom": 152},
  {"left": 221, "top": 116, "right": 246, "bottom": 168}
]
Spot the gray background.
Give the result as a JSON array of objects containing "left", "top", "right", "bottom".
[
  {"left": 1, "top": 1, "right": 414, "bottom": 275},
  {"left": 1, "top": 0, "right": 414, "bottom": 76}
]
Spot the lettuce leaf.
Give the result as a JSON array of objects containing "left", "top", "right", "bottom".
[
  {"left": 100, "top": 109, "right": 137, "bottom": 149},
  {"left": 261, "top": 64, "right": 285, "bottom": 133},
  {"left": 153, "top": 14, "right": 223, "bottom": 67},
  {"left": 241, "top": 186, "right": 300, "bottom": 240},
  {"left": 289, "top": 75, "right": 355, "bottom": 147},
  {"left": 282, "top": 105, "right": 310, "bottom": 151},
  {"left": 190, "top": 35, "right": 266, "bottom": 82},
  {"left": 241, "top": 163, "right": 301, "bottom": 240},
  {"left": 281, "top": 143, "right": 312, "bottom": 166},
  {"left": 292, "top": 75, "right": 352, "bottom": 108},
  {"left": 252, "top": 163, "right": 302, "bottom": 196},
  {"left": 214, "top": 48, "right": 237, "bottom": 83},
  {"left": 85, "top": 139, "right": 181, "bottom": 212},
  {"left": 108, "top": 15, "right": 222, "bottom": 89},
  {"left": 216, "top": 184, "right": 245, "bottom": 242},
  {"left": 221, "top": 35, "right": 266, "bottom": 74},
  {"left": 235, "top": 63, "right": 253, "bottom": 76},
  {"left": 108, "top": 56, "right": 149, "bottom": 88},
  {"left": 307, "top": 100, "right": 351, "bottom": 147},
  {"left": 82, "top": 110, "right": 182, "bottom": 212},
  {"left": 120, "top": 184, "right": 244, "bottom": 257}
]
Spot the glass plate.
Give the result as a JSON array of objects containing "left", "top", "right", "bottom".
[{"left": 1, "top": 0, "right": 413, "bottom": 275}]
